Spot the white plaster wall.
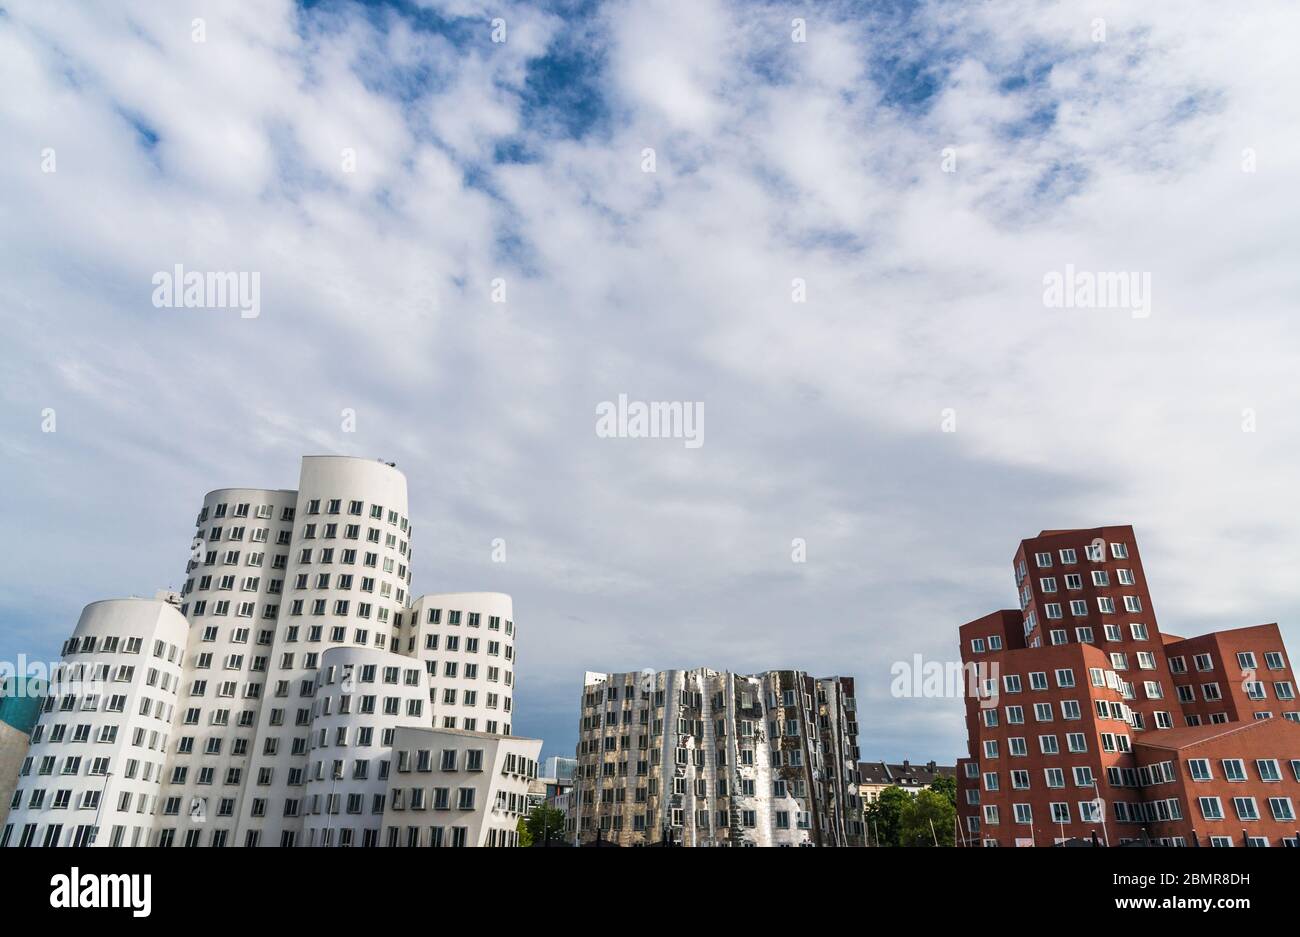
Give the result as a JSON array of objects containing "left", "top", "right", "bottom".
[{"left": 2, "top": 598, "right": 186, "bottom": 848}]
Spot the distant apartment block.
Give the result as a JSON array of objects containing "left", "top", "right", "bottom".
[
  {"left": 859, "top": 759, "right": 955, "bottom": 802},
  {"left": 571, "top": 667, "right": 864, "bottom": 846},
  {"left": 957, "top": 525, "right": 1300, "bottom": 847}
]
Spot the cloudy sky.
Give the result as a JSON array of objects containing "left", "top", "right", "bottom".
[{"left": 2, "top": 0, "right": 1299, "bottom": 763}]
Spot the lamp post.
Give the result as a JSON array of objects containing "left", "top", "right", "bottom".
[
  {"left": 1089, "top": 778, "right": 1109, "bottom": 847},
  {"left": 323, "top": 763, "right": 341, "bottom": 847},
  {"left": 91, "top": 771, "right": 113, "bottom": 846}
]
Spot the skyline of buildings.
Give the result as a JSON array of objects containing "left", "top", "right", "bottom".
[{"left": 2, "top": 458, "right": 1298, "bottom": 847}]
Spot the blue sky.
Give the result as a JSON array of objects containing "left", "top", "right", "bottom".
[{"left": 2, "top": 0, "right": 1300, "bottom": 763}]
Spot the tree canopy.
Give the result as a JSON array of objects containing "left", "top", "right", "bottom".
[{"left": 864, "top": 778, "right": 957, "bottom": 846}]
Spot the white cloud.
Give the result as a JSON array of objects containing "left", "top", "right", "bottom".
[{"left": 2, "top": 0, "right": 1298, "bottom": 761}]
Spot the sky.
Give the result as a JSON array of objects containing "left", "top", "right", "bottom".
[{"left": 2, "top": 0, "right": 1299, "bottom": 764}]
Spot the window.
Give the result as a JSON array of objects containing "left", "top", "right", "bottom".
[
  {"left": 1257, "top": 759, "right": 1281, "bottom": 782},
  {"left": 1198, "top": 797, "right": 1224, "bottom": 820},
  {"left": 1188, "top": 759, "right": 1212, "bottom": 781},
  {"left": 1268, "top": 797, "right": 1295, "bottom": 822}
]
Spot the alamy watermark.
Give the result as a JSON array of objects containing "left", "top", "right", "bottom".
[
  {"left": 151, "top": 264, "right": 260, "bottom": 319},
  {"left": 1043, "top": 264, "right": 1151, "bottom": 319},
  {"left": 890, "top": 654, "right": 1000, "bottom": 709},
  {"left": 50, "top": 868, "right": 151, "bottom": 917},
  {"left": 1, "top": 654, "right": 109, "bottom": 700},
  {"left": 595, "top": 394, "right": 704, "bottom": 449}
]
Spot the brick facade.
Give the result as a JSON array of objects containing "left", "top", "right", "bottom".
[{"left": 957, "top": 526, "right": 1300, "bottom": 846}]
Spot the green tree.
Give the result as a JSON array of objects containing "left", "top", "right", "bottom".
[
  {"left": 864, "top": 785, "right": 911, "bottom": 846},
  {"left": 899, "top": 788, "right": 956, "bottom": 847},
  {"left": 929, "top": 774, "right": 957, "bottom": 808},
  {"left": 524, "top": 804, "right": 566, "bottom": 846}
]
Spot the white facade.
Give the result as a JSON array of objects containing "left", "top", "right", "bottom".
[
  {"left": 300, "top": 645, "right": 430, "bottom": 847},
  {"left": 2, "top": 455, "right": 538, "bottom": 848},
  {"left": 380, "top": 726, "right": 539, "bottom": 846},
  {"left": 2, "top": 597, "right": 188, "bottom": 847},
  {"left": 159, "top": 486, "right": 297, "bottom": 846},
  {"left": 402, "top": 592, "right": 516, "bottom": 735},
  {"left": 234, "top": 456, "right": 413, "bottom": 847}
]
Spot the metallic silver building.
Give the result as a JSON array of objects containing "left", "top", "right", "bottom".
[{"left": 571, "top": 668, "right": 864, "bottom": 846}]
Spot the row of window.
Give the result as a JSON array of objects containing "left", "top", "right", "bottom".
[
  {"left": 61, "top": 635, "right": 173, "bottom": 658},
  {"left": 410, "top": 608, "right": 513, "bottom": 634},
  {"left": 197, "top": 498, "right": 408, "bottom": 533},
  {"left": 981, "top": 730, "right": 1131, "bottom": 762},
  {"left": 1175, "top": 680, "right": 1296, "bottom": 703},
  {"left": 198, "top": 501, "right": 289, "bottom": 523},
  {"left": 982, "top": 698, "right": 1131, "bottom": 728},
  {"left": 1028, "top": 541, "right": 1130, "bottom": 570},
  {"left": 1039, "top": 596, "right": 1144, "bottom": 618},
  {"left": 1038, "top": 569, "right": 1137, "bottom": 591}
]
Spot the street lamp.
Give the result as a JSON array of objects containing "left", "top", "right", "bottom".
[
  {"left": 91, "top": 771, "right": 113, "bottom": 846},
  {"left": 1089, "top": 778, "right": 1110, "bottom": 847},
  {"left": 323, "top": 763, "right": 342, "bottom": 847}
]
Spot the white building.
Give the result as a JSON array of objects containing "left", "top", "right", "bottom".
[
  {"left": 2, "top": 456, "right": 538, "bottom": 848},
  {"left": 3, "top": 596, "right": 188, "bottom": 847},
  {"left": 380, "top": 726, "right": 539, "bottom": 846}
]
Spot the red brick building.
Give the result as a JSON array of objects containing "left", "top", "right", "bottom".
[
  {"left": 1133, "top": 720, "right": 1300, "bottom": 847},
  {"left": 956, "top": 526, "right": 1300, "bottom": 847}
]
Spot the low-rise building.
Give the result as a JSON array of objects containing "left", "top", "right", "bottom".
[
  {"left": 859, "top": 759, "right": 956, "bottom": 802},
  {"left": 379, "top": 726, "right": 539, "bottom": 846}
]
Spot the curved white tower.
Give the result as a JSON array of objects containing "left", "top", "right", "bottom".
[
  {"left": 300, "top": 645, "right": 430, "bottom": 847},
  {"left": 235, "top": 456, "right": 412, "bottom": 847},
  {"left": 404, "top": 593, "right": 516, "bottom": 735},
  {"left": 2, "top": 597, "right": 187, "bottom": 848},
  {"left": 159, "top": 486, "right": 297, "bottom": 846}
]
